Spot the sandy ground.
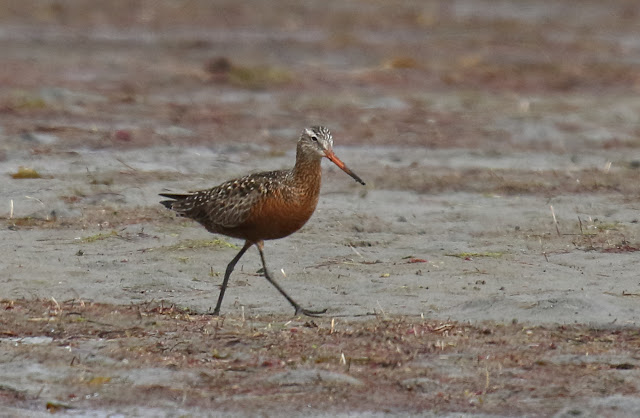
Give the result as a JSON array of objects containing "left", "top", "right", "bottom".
[{"left": 2, "top": 0, "right": 640, "bottom": 416}]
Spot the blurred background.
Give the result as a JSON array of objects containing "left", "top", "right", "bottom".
[{"left": 2, "top": 0, "right": 639, "bottom": 154}]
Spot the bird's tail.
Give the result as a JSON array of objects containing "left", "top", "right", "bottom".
[{"left": 159, "top": 193, "right": 190, "bottom": 210}]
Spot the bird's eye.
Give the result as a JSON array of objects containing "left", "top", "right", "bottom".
[{"left": 311, "top": 136, "right": 318, "bottom": 142}]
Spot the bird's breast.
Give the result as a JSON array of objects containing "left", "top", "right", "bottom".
[{"left": 237, "top": 187, "right": 319, "bottom": 241}]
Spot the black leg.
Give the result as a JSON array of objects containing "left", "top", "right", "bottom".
[
  {"left": 213, "top": 241, "right": 252, "bottom": 316},
  {"left": 255, "top": 241, "right": 327, "bottom": 317}
]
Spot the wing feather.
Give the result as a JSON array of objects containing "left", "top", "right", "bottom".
[{"left": 160, "top": 170, "right": 288, "bottom": 229}]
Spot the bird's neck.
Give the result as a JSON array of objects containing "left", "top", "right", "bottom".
[{"left": 291, "top": 151, "right": 323, "bottom": 193}]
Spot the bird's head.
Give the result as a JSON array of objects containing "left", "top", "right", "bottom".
[{"left": 298, "top": 126, "right": 365, "bottom": 185}]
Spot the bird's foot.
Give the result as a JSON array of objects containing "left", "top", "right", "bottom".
[{"left": 294, "top": 306, "right": 328, "bottom": 317}]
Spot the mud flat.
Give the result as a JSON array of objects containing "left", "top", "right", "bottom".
[{"left": 2, "top": 0, "right": 640, "bottom": 416}]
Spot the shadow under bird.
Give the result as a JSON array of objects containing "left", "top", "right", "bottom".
[{"left": 160, "top": 126, "right": 365, "bottom": 316}]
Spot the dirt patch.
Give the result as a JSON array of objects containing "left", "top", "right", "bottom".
[{"left": 2, "top": 299, "right": 640, "bottom": 416}]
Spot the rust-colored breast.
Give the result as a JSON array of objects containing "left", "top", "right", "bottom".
[{"left": 238, "top": 190, "right": 319, "bottom": 241}]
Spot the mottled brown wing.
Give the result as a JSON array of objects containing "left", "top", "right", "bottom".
[{"left": 163, "top": 170, "right": 287, "bottom": 229}]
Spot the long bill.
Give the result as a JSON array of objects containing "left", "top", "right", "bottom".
[{"left": 324, "top": 150, "right": 366, "bottom": 185}]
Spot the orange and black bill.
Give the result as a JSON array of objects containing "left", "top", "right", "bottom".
[{"left": 325, "top": 150, "right": 366, "bottom": 185}]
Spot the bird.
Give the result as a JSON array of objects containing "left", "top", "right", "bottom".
[{"left": 160, "top": 126, "right": 365, "bottom": 317}]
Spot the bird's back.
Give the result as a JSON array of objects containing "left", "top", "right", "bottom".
[{"left": 160, "top": 168, "right": 320, "bottom": 242}]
